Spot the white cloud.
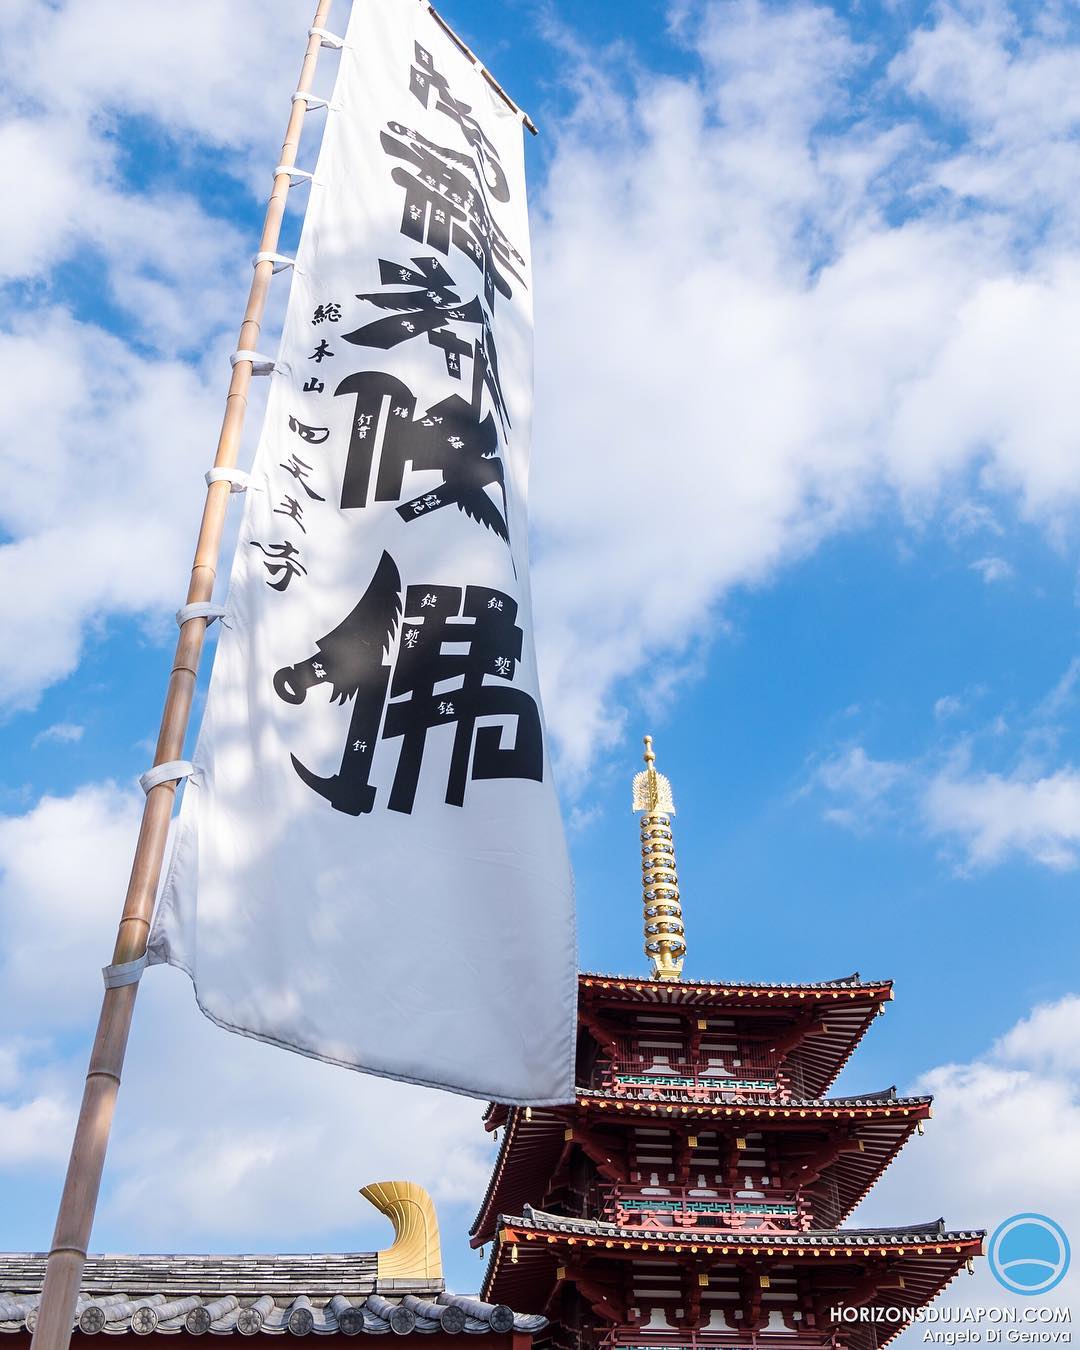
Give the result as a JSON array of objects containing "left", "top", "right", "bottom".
[
  {"left": 993, "top": 994, "right": 1080, "bottom": 1077},
  {"left": 813, "top": 751, "right": 1080, "bottom": 873},
  {"left": 0, "top": 1, "right": 317, "bottom": 275},
  {"left": 923, "top": 765, "right": 1080, "bottom": 870},
  {"left": 528, "top": 1, "right": 1080, "bottom": 770},
  {"left": 0, "top": 117, "right": 96, "bottom": 281},
  {"left": 0, "top": 1, "right": 313, "bottom": 168},
  {"left": 32, "top": 722, "right": 84, "bottom": 748},
  {"left": 1037, "top": 656, "right": 1080, "bottom": 720},
  {"left": 807, "top": 746, "right": 908, "bottom": 830},
  {"left": 859, "top": 994, "right": 1080, "bottom": 1328},
  {"left": 0, "top": 1046, "right": 21, "bottom": 1094},
  {"left": 970, "top": 555, "right": 1014, "bottom": 582},
  {"left": 0, "top": 782, "right": 143, "bottom": 1025},
  {"left": 946, "top": 501, "right": 1003, "bottom": 540},
  {"left": 891, "top": 1, "right": 1080, "bottom": 237},
  {"left": 932, "top": 685, "right": 987, "bottom": 722},
  {"left": 0, "top": 311, "right": 229, "bottom": 707},
  {"left": 0, "top": 1095, "right": 74, "bottom": 1168},
  {"left": 810, "top": 657, "right": 1080, "bottom": 872},
  {"left": 0, "top": 0, "right": 302, "bottom": 708}
]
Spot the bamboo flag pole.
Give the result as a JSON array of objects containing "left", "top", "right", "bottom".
[{"left": 30, "top": 8, "right": 335, "bottom": 1350}]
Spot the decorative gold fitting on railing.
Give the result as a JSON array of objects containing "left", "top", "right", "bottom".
[{"left": 632, "top": 735, "right": 685, "bottom": 982}]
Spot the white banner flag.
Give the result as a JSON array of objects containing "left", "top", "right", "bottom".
[{"left": 149, "top": 0, "right": 577, "bottom": 1104}]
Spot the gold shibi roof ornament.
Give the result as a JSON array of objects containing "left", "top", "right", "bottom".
[
  {"left": 632, "top": 735, "right": 685, "bottom": 982},
  {"left": 361, "top": 1180, "right": 444, "bottom": 1282}
]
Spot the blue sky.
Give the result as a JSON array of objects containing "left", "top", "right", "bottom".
[{"left": 3, "top": 0, "right": 1080, "bottom": 1318}]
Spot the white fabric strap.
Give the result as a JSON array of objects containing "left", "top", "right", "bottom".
[
  {"left": 139, "top": 760, "right": 195, "bottom": 794},
  {"left": 103, "top": 954, "right": 148, "bottom": 989},
  {"left": 205, "top": 467, "right": 250, "bottom": 492},
  {"left": 309, "top": 26, "right": 344, "bottom": 48},
  {"left": 274, "top": 164, "right": 314, "bottom": 183},
  {"left": 230, "top": 350, "right": 277, "bottom": 376},
  {"left": 292, "top": 92, "right": 331, "bottom": 111},
  {"left": 176, "top": 602, "right": 228, "bottom": 628},
  {"left": 253, "top": 251, "right": 295, "bottom": 274}
]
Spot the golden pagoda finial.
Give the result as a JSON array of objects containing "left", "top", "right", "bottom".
[{"left": 631, "top": 735, "right": 685, "bottom": 981}]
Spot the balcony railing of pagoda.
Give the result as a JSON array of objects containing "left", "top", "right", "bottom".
[
  {"left": 589, "top": 1037, "right": 810, "bottom": 1103},
  {"left": 602, "top": 1326, "right": 841, "bottom": 1350},
  {"left": 600, "top": 1185, "right": 813, "bottom": 1234},
  {"left": 594, "top": 1051, "right": 805, "bottom": 1104}
]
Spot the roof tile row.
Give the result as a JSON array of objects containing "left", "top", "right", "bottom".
[
  {"left": 503, "top": 1205, "right": 984, "bottom": 1249},
  {"left": 0, "top": 1291, "right": 546, "bottom": 1338}
]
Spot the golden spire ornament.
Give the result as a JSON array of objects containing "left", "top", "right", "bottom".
[{"left": 632, "top": 735, "right": 685, "bottom": 981}]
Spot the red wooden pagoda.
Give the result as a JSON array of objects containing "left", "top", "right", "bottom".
[{"left": 471, "top": 738, "right": 982, "bottom": 1350}]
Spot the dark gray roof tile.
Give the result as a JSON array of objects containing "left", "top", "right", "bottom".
[
  {"left": 577, "top": 1086, "right": 925, "bottom": 1109},
  {"left": 0, "top": 1254, "right": 547, "bottom": 1338},
  {"left": 580, "top": 970, "right": 886, "bottom": 991}
]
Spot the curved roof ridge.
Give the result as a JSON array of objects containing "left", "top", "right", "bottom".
[
  {"left": 509, "top": 1207, "right": 983, "bottom": 1243},
  {"left": 579, "top": 970, "right": 888, "bottom": 990},
  {"left": 574, "top": 1086, "right": 928, "bottom": 1108},
  {"left": 469, "top": 1107, "right": 519, "bottom": 1238},
  {"left": 827, "top": 1086, "right": 898, "bottom": 1103}
]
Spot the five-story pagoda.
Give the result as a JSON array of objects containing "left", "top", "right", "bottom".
[{"left": 471, "top": 739, "right": 983, "bottom": 1350}]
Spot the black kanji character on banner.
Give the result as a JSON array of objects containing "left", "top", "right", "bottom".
[
  {"left": 381, "top": 580, "right": 542, "bottom": 812},
  {"left": 381, "top": 123, "right": 525, "bottom": 311},
  {"left": 274, "top": 552, "right": 402, "bottom": 815},
  {"left": 280, "top": 453, "right": 326, "bottom": 501},
  {"left": 288, "top": 414, "right": 330, "bottom": 443},
  {"left": 310, "top": 339, "right": 334, "bottom": 363},
  {"left": 273, "top": 553, "right": 542, "bottom": 815},
  {"left": 409, "top": 41, "right": 509, "bottom": 203},
  {"left": 274, "top": 495, "right": 307, "bottom": 533},
  {"left": 341, "top": 255, "right": 507, "bottom": 431},
  {"left": 335, "top": 369, "right": 509, "bottom": 543},
  {"left": 250, "top": 539, "right": 307, "bottom": 591}
]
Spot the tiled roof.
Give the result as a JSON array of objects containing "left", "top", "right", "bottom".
[
  {"left": 0, "top": 1254, "right": 547, "bottom": 1337},
  {"left": 504, "top": 1205, "right": 984, "bottom": 1249},
  {"left": 484, "top": 1207, "right": 985, "bottom": 1343},
  {"left": 470, "top": 1090, "right": 932, "bottom": 1245},
  {"left": 575, "top": 1086, "right": 924, "bottom": 1111},
  {"left": 579, "top": 971, "right": 883, "bottom": 991},
  {"left": 577, "top": 973, "right": 892, "bottom": 1099}
]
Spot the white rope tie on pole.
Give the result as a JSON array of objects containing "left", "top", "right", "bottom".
[
  {"left": 101, "top": 954, "right": 149, "bottom": 990},
  {"left": 252, "top": 251, "right": 296, "bottom": 274},
  {"left": 175, "top": 602, "right": 228, "bottom": 629},
  {"left": 205, "top": 467, "right": 251, "bottom": 491},
  {"left": 291, "top": 92, "right": 336, "bottom": 112},
  {"left": 274, "top": 164, "right": 315, "bottom": 184},
  {"left": 229, "top": 350, "right": 278, "bottom": 376},
  {"left": 308, "top": 26, "right": 345, "bottom": 47},
  {"left": 138, "top": 761, "right": 195, "bottom": 795}
]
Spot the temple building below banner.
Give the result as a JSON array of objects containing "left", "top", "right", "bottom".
[{"left": 471, "top": 739, "right": 984, "bottom": 1350}]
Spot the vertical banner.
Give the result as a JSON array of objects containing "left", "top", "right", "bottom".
[{"left": 150, "top": 0, "right": 577, "bottom": 1104}]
